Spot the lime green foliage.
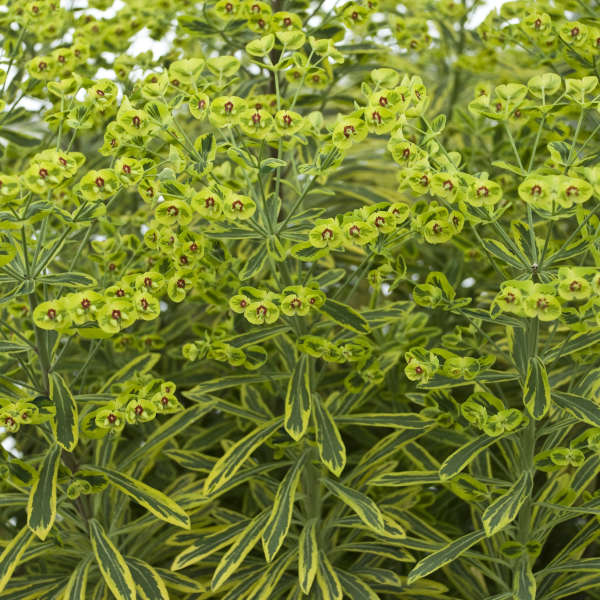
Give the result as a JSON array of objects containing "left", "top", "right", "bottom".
[{"left": 2, "top": 0, "right": 600, "bottom": 598}]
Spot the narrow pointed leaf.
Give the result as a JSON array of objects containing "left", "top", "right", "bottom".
[
  {"left": 50, "top": 373, "right": 79, "bottom": 451},
  {"left": 336, "top": 569, "right": 381, "bottom": 600},
  {"left": 439, "top": 434, "right": 498, "bottom": 481},
  {"left": 313, "top": 395, "right": 346, "bottom": 477},
  {"left": 89, "top": 519, "right": 136, "bottom": 600},
  {"left": 321, "top": 478, "right": 385, "bottom": 532},
  {"left": 318, "top": 298, "right": 369, "bottom": 334},
  {"left": 284, "top": 354, "right": 312, "bottom": 441},
  {"left": 513, "top": 557, "right": 536, "bottom": 600},
  {"left": 524, "top": 356, "right": 551, "bottom": 420},
  {"left": 262, "top": 454, "right": 306, "bottom": 561},
  {"left": 316, "top": 551, "right": 343, "bottom": 600},
  {"left": 85, "top": 465, "right": 190, "bottom": 529},
  {"left": 212, "top": 511, "right": 270, "bottom": 590},
  {"left": 482, "top": 472, "right": 533, "bottom": 536},
  {"left": 204, "top": 418, "right": 282, "bottom": 495},
  {"left": 127, "top": 556, "right": 169, "bottom": 600},
  {"left": 298, "top": 519, "right": 318, "bottom": 594},
  {"left": 407, "top": 530, "right": 487, "bottom": 584},
  {"left": 171, "top": 520, "right": 248, "bottom": 571},
  {"left": 27, "top": 443, "right": 60, "bottom": 540},
  {"left": 0, "top": 524, "right": 35, "bottom": 593},
  {"left": 63, "top": 559, "right": 91, "bottom": 600},
  {"left": 553, "top": 391, "right": 600, "bottom": 427}
]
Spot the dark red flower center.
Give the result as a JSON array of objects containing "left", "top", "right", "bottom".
[
  {"left": 132, "top": 115, "right": 141, "bottom": 127},
  {"left": 95, "top": 176, "right": 105, "bottom": 188},
  {"left": 232, "top": 199, "right": 244, "bottom": 211},
  {"left": 167, "top": 205, "right": 179, "bottom": 216},
  {"left": 343, "top": 125, "right": 355, "bottom": 138},
  {"left": 47, "top": 308, "right": 57, "bottom": 319},
  {"left": 321, "top": 227, "right": 333, "bottom": 240},
  {"left": 135, "top": 405, "right": 144, "bottom": 415},
  {"left": 176, "top": 278, "right": 186, "bottom": 289},
  {"left": 39, "top": 168, "right": 49, "bottom": 178},
  {"left": 111, "top": 309, "right": 122, "bottom": 320},
  {"left": 349, "top": 225, "right": 361, "bottom": 237},
  {"left": 372, "top": 111, "right": 382, "bottom": 124},
  {"left": 107, "top": 413, "right": 117, "bottom": 423},
  {"left": 531, "top": 184, "right": 542, "bottom": 196},
  {"left": 282, "top": 114, "right": 292, "bottom": 126},
  {"left": 224, "top": 101, "right": 234, "bottom": 113},
  {"left": 477, "top": 185, "right": 489, "bottom": 197},
  {"left": 81, "top": 298, "right": 91, "bottom": 309}
]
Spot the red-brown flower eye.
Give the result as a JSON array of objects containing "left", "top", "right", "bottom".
[
  {"left": 176, "top": 278, "right": 186, "bottom": 288},
  {"left": 534, "top": 18, "right": 542, "bottom": 29},
  {"left": 351, "top": 11, "right": 358, "bottom": 20},
  {"left": 349, "top": 225, "right": 360, "bottom": 237},
  {"left": 282, "top": 114, "right": 292, "bottom": 126},
  {"left": 224, "top": 101, "right": 234, "bottom": 113},
  {"left": 514, "top": 109, "right": 521, "bottom": 118},
  {"left": 74, "top": 49, "right": 81, "bottom": 57},
  {"left": 132, "top": 115, "right": 141, "bottom": 127},
  {"left": 419, "top": 175, "right": 429, "bottom": 186},
  {"left": 39, "top": 168, "right": 48, "bottom": 178},
  {"left": 309, "top": 297, "right": 316, "bottom": 304},
  {"left": 256, "top": 305, "right": 268, "bottom": 316},
  {"left": 505, "top": 292, "right": 516, "bottom": 303},
  {"left": 161, "top": 396, "right": 169, "bottom": 405},
  {"left": 232, "top": 199, "right": 244, "bottom": 211},
  {"left": 134, "top": 405, "right": 144, "bottom": 415},
  {"left": 432, "top": 223, "right": 442, "bottom": 234},
  {"left": 372, "top": 111, "right": 382, "bottom": 123},
  {"left": 4, "top": 416, "right": 15, "bottom": 426},
  {"left": 477, "top": 185, "right": 489, "bottom": 197},
  {"left": 96, "top": 88, "right": 105, "bottom": 96},
  {"left": 81, "top": 298, "right": 91, "bottom": 309},
  {"left": 410, "top": 40, "right": 418, "bottom": 49},
  {"left": 179, "top": 255, "right": 188, "bottom": 265},
  {"left": 167, "top": 205, "right": 179, "bottom": 217},
  {"left": 566, "top": 185, "right": 579, "bottom": 197},
  {"left": 111, "top": 309, "right": 122, "bottom": 320},
  {"left": 251, "top": 112, "right": 261, "bottom": 124},
  {"left": 146, "top": 186, "right": 154, "bottom": 197},
  {"left": 116, "top": 288, "right": 125, "bottom": 297},
  {"left": 293, "top": 70, "right": 301, "bottom": 79},
  {"left": 254, "top": 102, "right": 263, "bottom": 110},
  {"left": 443, "top": 179, "right": 454, "bottom": 191},
  {"left": 251, "top": 3, "right": 260, "bottom": 11},
  {"left": 32, "top": 5, "right": 39, "bottom": 12},
  {"left": 205, "top": 196, "right": 215, "bottom": 208},
  {"left": 569, "top": 280, "right": 581, "bottom": 291},
  {"left": 415, "top": 90, "right": 421, "bottom": 99},
  {"left": 258, "top": 18, "right": 265, "bottom": 28},
  {"left": 379, "top": 96, "right": 388, "bottom": 107},
  {"left": 312, "top": 74, "right": 320, "bottom": 83},
  {"left": 452, "top": 215, "right": 460, "bottom": 226},
  {"left": 225, "top": 1, "right": 233, "bottom": 11},
  {"left": 57, "top": 54, "right": 65, "bottom": 63},
  {"left": 571, "top": 26, "right": 579, "bottom": 37},
  {"left": 47, "top": 308, "right": 57, "bottom": 319},
  {"left": 38, "top": 61, "right": 47, "bottom": 71},
  {"left": 111, "top": 139, "right": 117, "bottom": 147},
  {"left": 531, "top": 184, "right": 542, "bottom": 196},
  {"left": 58, "top": 156, "right": 67, "bottom": 166},
  {"left": 144, "top": 277, "right": 152, "bottom": 287},
  {"left": 321, "top": 228, "right": 333, "bottom": 240},
  {"left": 290, "top": 297, "right": 302, "bottom": 308},
  {"left": 107, "top": 413, "right": 117, "bottom": 423},
  {"left": 190, "top": 242, "right": 198, "bottom": 252},
  {"left": 198, "top": 99, "right": 206, "bottom": 109},
  {"left": 240, "top": 299, "right": 247, "bottom": 308},
  {"left": 21, "top": 412, "right": 28, "bottom": 420},
  {"left": 402, "top": 148, "right": 410, "bottom": 159},
  {"left": 374, "top": 216, "right": 385, "bottom": 227},
  {"left": 283, "top": 16, "right": 292, "bottom": 26},
  {"left": 109, "top": 263, "right": 116, "bottom": 271},
  {"left": 95, "top": 176, "right": 105, "bottom": 187},
  {"left": 122, "top": 164, "right": 131, "bottom": 174},
  {"left": 536, "top": 297, "right": 549, "bottom": 309},
  {"left": 140, "top": 298, "right": 149, "bottom": 310},
  {"left": 171, "top": 79, "right": 180, "bottom": 87},
  {"left": 415, "top": 365, "right": 423, "bottom": 374}
]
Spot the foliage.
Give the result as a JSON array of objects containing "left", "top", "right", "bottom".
[{"left": 1, "top": 0, "right": 600, "bottom": 598}]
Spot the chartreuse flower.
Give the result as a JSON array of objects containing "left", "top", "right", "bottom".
[
  {"left": 24, "top": 161, "right": 62, "bottom": 194},
  {"left": 230, "top": 294, "right": 251, "bottom": 313},
  {"left": 27, "top": 55, "right": 57, "bottom": 80},
  {"left": 189, "top": 93, "right": 210, "bottom": 120},
  {"left": 332, "top": 116, "right": 367, "bottom": 150},
  {"left": 0, "top": 175, "right": 21, "bottom": 203},
  {"left": 133, "top": 292, "right": 160, "bottom": 320},
  {"left": 274, "top": 110, "right": 303, "bottom": 136},
  {"left": 280, "top": 285, "right": 324, "bottom": 316},
  {"left": 191, "top": 187, "right": 224, "bottom": 220},
  {"left": 86, "top": 79, "right": 118, "bottom": 108},
  {"left": 388, "top": 139, "right": 427, "bottom": 168},
  {"left": 116, "top": 97, "right": 155, "bottom": 137},
  {"left": 223, "top": 194, "right": 256, "bottom": 220},
  {"left": 95, "top": 407, "right": 126, "bottom": 433},
  {"left": 557, "top": 267, "right": 593, "bottom": 301},
  {"left": 134, "top": 271, "right": 165, "bottom": 294},
  {"left": 125, "top": 398, "right": 156, "bottom": 425},
  {"left": 64, "top": 291, "right": 104, "bottom": 325},
  {"left": 167, "top": 273, "right": 193, "bottom": 302},
  {"left": 442, "top": 355, "right": 480, "bottom": 379},
  {"left": 239, "top": 109, "right": 274, "bottom": 138},
  {"left": 155, "top": 199, "right": 192, "bottom": 226},
  {"left": 97, "top": 299, "right": 136, "bottom": 334},
  {"left": 342, "top": 219, "right": 378, "bottom": 245},
  {"left": 483, "top": 409, "right": 523, "bottom": 437},
  {"left": 367, "top": 210, "right": 395, "bottom": 233},
  {"left": 431, "top": 172, "right": 461, "bottom": 202},
  {"left": 80, "top": 169, "right": 120, "bottom": 202},
  {"left": 33, "top": 299, "right": 72, "bottom": 330},
  {"left": 169, "top": 58, "right": 205, "bottom": 86},
  {"left": 404, "top": 347, "right": 439, "bottom": 384},
  {"left": 209, "top": 96, "right": 246, "bottom": 127},
  {"left": 565, "top": 76, "right": 598, "bottom": 106},
  {"left": 114, "top": 157, "right": 144, "bottom": 186},
  {"left": 463, "top": 175, "right": 503, "bottom": 207},
  {"left": 210, "top": 342, "right": 247, "bottom": 366},
  {"left": 245, "top": 300, "right": 279, "bottom": 324},
  {"left": 522, "top": 283, "right": 561, "bottom": 321},
  {"left": 272, "top": 11, "right": 302, "bottom": 30},
  {"left": 388, "top": 202, "right": 410, "bottom": 225},
  {"left": 215, "top": 0, "right": 242, "bottom": 20},
  {"left": 309, "top": 218, "right": 343, "bottom": 249}
]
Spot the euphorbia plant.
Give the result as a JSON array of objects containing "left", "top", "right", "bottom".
[{"left": 2, "top": 0, "right": 600, "bottom": 598}]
